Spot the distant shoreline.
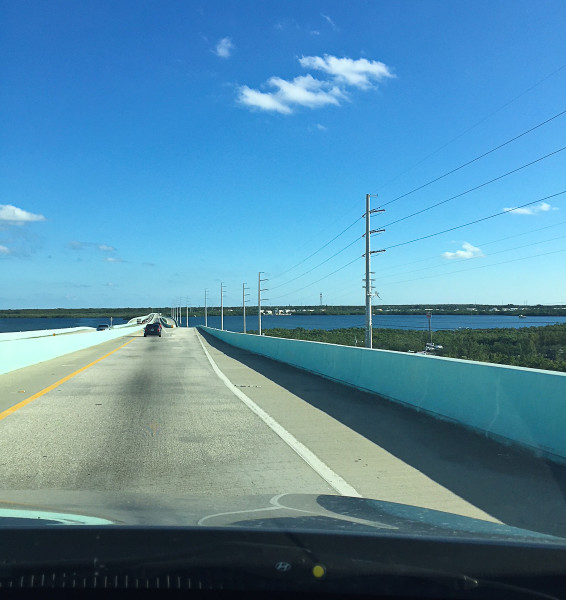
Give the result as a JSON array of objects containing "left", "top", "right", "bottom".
[{"left": 1, "top": 304, "right": 565, "bottom": 318}]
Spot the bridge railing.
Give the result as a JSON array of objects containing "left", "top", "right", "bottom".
[{"left": 0, "top": 324, "right": 145, "bottom": 375}]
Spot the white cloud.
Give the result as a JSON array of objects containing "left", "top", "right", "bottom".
[
  {"left": 0, "top": 204, "right": 45, "bottom": 224},
  {"left": 237, "top": 54, "right": 393, "bottom": 114},
  {"left": 269, "top": 74, "right": 343, "bottom": 108},
  {"left": 238, "top": 86, "right": 292, "bottom": 114},
  {"left": 321, "top": 13, "right": 338, "bottom": 30},
  {"left": 316, "top": 123, "right": 327, "bottom": 131},
  {"left": 104, "top": 257, "right": 123, "bottom": 263},
  {"left": 503, "top": 202, "right": 557, "bottom": 215},
  {"left": 442, "top": 242, "right": 484, "bottom": 260},
  {"left": 0, "top": 244, "right": 9, "bottom": 254},
  {"left": 70, "top": 241, "right": 117, "bottom": 253},
  {"left": 299, "top": 54, "right": 394, "bottom": 89},
  {"left": 214, "top": 37, "right": 234, "bottom": 58}
]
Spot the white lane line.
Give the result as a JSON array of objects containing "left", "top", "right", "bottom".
[{"left": 196, "top": 331, "right": 361, "bottom": 498}]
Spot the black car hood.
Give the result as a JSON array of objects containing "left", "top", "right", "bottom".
[{"left": 0, "top": 489, "right": 564, "bottom": 546}]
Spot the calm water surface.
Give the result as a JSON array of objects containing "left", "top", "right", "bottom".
[
  {"left": 1, "top": 314, "right": 565, "bottom": 334},
  {"left": 193, "top": 314, "right": 566, "bottom": 333},
  {"left": 0, "top": 317, "right": 127, "bottom": 334}
]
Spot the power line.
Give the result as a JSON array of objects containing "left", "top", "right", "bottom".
[
  {"left": 266, "top": 189, "right": 565, "bottom": 302},
  {"left": 377, "top": 218, "right": 566, "bottom": 275},
  {"left": 383, "top": 149, "right": 566, "bottom": 230},
  {"left": 378, "top": 109, "right": 566, "bottom": 210},
  {"left": 384, "top": 247, "right": 566, "bottom": 287},
  {"left": 375, "top": 63, "right": 566, "bottom": 192},
  {"left": 270, "top": 235, "right": 360, "bottom": 291},
  {"left": 379, "top": 233, "right": 566, "bottom": 282},
  {"left": 269, "top": 75, "right": 566, "bottom": 287},
  {"left": 384, "top": 190, "right": 566, "bottom": 251},
  {"left": 271, "top": 255, "right": 361, "bottom": 301},
  {"left": 271, "top": 215, "right": 362, "bottom": 280}
]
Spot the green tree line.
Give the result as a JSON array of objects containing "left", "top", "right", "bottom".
[
  {"left": 255, "top": 325, "right": 566, "bottom": 373},
  {"left": 2, "top": 304, "right": 565, "bottom": 318}
]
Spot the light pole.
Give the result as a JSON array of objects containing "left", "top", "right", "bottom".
[
  {"left": 243, "top": 282, "right": 250, "bottom": 333},
  {"left": 258, "top": 272, "right": 268, "bottom": 335},
  {"left": 204, "top": 289, "right": 208, "bottom": 327},
  {"left": 220, "top": 282, "right": 225, "bottom": 331}
]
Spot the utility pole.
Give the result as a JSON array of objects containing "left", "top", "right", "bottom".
[
  {"left": 186, "top": 297, "right": 190, "bottom": 328},
  {"left": 204, "top": 289, "right": 208, "bottom": 327},
  {"left": 243, "top": 283, "right": 250, "bottom": 333},
  {"left": 220, "top": 282, "right": 225, "bottom": 331},
  {"left": 426, "top": 309, "right": 432, "bottom": 344},
  {"left": 363, "top": 194, "right": 385, "bottom": 349},
  {"left": 258, "top": 272, "right": 269, "bottom": 335},
  {"left": 320, "top": 292, "right": 323, "bottom": 306}
]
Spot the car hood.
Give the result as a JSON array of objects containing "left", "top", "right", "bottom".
[{"left": 0, "top": 489, "right": 564, "bottom": 546}]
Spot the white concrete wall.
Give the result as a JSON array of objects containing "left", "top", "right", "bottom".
[{"left": 0, "top": 325, "right": 144, "bottom": 375}]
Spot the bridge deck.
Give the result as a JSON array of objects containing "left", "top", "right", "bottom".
[{"left": 0, "top": 327, "right": 565, "bottom": 536}]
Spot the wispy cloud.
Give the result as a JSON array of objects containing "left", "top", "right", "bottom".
[
  {"left": 237, "top": 54, "right": 394, "bottom": 114},
  {"left": 104, "top": 257, "right": 124, "bottom": 263},
  {"left": 503, "top": 202, "right": 557, "bottom": 215},
  {"left": 299, "top": 55, "right": 394, "bottom": 89},
  {"left": 321, "top": 13, "right": 338, "bottom": 30},
  {"left": 214, "top": 37, "right": 234, "bottom": 58},
  {"left": 316, "top": 123, "right": 327, "bottom": 131},
  {"left": 69, "top": 241, "right": 116, "bottom": 252},
  {"left": 442, "top": 242, "right": 484, "bottom": 260},
  {"left": 0, "top": 204, "right": 45, "bottom": 225},
  {"left": 0, "top": 205, "right": 45, "bottom": 256}
]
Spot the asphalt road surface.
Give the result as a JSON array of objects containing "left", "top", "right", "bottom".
[{"left": 1, "top": 327, "right": 566, "bottom": 535}]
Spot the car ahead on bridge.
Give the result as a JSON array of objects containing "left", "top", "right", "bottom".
[
  {"left": 96, "top": 324, "right": 110, "bottom": 331},
  {"left": 144, "top": 322, "right": 162, "bottom": 337}
]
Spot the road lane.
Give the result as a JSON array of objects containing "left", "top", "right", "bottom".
[
  {"left": 4, "top": 326, "right": 566, "bottom": 537},
  {"left": 0, "top": 327, "right": 336, "bottom": 498},
  {"left": 0, "top": 331, "right": 143, "bottom": 415},
  {"left": 197, "top": 329, "right": 566, "bottom": 537}
]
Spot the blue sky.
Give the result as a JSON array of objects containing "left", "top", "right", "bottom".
[{"left": 1, "top": 0, "right": 565, "bottom": 309}]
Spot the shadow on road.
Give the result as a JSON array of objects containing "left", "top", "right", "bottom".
[{"left": 199, "top": 330, "right": 566, "bottom": 538}]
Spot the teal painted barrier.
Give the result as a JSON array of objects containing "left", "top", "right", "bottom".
[
  {"left": 0, "top": 325, "right": 144, "bottom": 375},
  {"left": 201, "top": 327, "right": 566, "bottom": 463}
]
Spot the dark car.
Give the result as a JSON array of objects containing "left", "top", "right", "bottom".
[
  {"left": 96, "top": 324, "right": 110, "bottom": 331},
  {"left": 144, "top": 323, "right": 162, "bottom": 337}
]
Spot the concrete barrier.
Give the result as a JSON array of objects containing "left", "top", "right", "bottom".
[
  {"left": 0, "top": 325, "right": 144, "bottom": 375},
  {"left": 200, "top": 327, "right": 566, "bottom": 463},
  {"left": 0, "top": 327, "right": 95, "bottom": 342}
]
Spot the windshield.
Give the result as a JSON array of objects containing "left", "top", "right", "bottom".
[{"left": 1, "top": 0, "right": 566, "bottom": 596}]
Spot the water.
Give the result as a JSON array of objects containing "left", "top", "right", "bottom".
[
  {"left": 185, "top": 314, "right": 566, "bottom": 333},
  {"left": 0, "top": 317, "right": 127, "bottom": 334},
  {"left": 1, "top": 314, "right": 565, "bottom": 335}
]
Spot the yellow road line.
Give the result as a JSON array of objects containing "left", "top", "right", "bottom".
[{"left": 0, "top": 338, "right": 136, "bottom": 422}]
